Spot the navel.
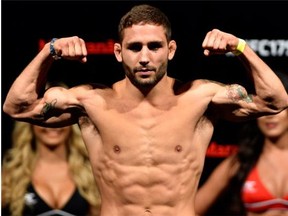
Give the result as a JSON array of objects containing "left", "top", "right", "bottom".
[
  {"left": 175, "top": 145, "right": 182, "bottom": 152},
  {"left": 143, "top": 208, "right": 152, "bottom": 216},
  {"left": 113, "top": 145, "right": 121, "bottom": 154}
]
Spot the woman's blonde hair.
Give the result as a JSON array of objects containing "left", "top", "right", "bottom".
[{"left": 2, "top": 82, "right": 101, "bottom": 216}]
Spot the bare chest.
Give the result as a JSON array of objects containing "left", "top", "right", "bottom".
[
  {"left": 32, "top": 163, "right": 75, "bottom": 209},
  {"left": 81, "top": 98, "right": 211, "bottom": 170},
  {"left": 257, "top": 151, "right": 288, "bottom": 197}
]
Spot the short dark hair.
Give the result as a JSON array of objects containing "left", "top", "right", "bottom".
[{"left": 118, "top": 4, "right": 172, "bottom": 43}]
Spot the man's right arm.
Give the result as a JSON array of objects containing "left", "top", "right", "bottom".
[{"left": 3, "top": 36, "right": 88, "bottom": 127}]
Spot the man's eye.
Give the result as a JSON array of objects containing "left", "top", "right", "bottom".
[
  {"left": 128, "top": 44, "right": 142, "bottom": 51},
  {"left": 148, "top": 42, "right": 162, "bottom": 51}
]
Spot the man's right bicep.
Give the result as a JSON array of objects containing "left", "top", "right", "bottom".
[
  {"left": 36, "top": 87, "right": 82, "bottom": 126},
  {"left": 15, "top": 87, "right": 81, "bottom": 127}
]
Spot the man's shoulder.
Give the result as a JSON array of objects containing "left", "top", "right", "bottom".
[
  {"left": 70, "top": 83, "right": 113, "bottom": 94},
  {"left": 176, "top": 78, "right": 224, "bottom": 90},
  {"left": 171, "top": 78, "right": 209, "bottom": 96},
  {"left": 72, "top": 82, "right": 111, "bottom": 90},
  {"left": 192, "top": 78, "right": 225, "bottom": 86},
  {"left": 69, "top": 83, "right": 114, "bottom": 102}
]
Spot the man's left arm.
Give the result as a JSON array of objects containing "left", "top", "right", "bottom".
[{"left": 203, "top": 29, "right": 288, "bottom": 118}]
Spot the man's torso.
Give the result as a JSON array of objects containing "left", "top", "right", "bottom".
[{"left": 76, "top": 79, "right": 217, "bottom": 216}]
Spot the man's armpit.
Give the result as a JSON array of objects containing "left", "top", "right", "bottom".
[{"left": 226, "top": 84, "right": 253, "bottom": 103}]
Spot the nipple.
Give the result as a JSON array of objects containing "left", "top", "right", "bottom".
[
  {"left": 113, "top": 145, "right": 121, "bottom": 154},
  {"left": 175, "top": 145, "right": 182, "bottom": 152}
]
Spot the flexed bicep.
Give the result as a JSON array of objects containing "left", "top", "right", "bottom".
[
  {"left": 226, "top": 84, "right": 253, "bottom": 104},
  {"left": 211, "top": 83, "right": 264, "bottom": 121},
  {"left": 39, "top": 86, "right": 84, "bottom": 126},
  {"left": 12, "top": 86, "right": 83, "bottom": 127}
]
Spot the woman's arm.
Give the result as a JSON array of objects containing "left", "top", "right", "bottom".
[{"left": 195, "top": 156, "right": 239, "bottom": 215}]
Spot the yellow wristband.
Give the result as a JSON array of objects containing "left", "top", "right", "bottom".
[{"left": 233, "top": 38, "right": 246, "bottom": 56}]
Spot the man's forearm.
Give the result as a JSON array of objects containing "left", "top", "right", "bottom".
[
  {"left": 239, "top": 44, "right": 288, "bottom": 111},
  {"left": 3, "top": 42, "right": 54, "bottom": 116}
]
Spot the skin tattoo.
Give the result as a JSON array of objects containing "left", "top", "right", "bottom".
[
  {"left": 40, "top": 99, "right": 57, "bottom": 117},
  {"left": 227, "top": 84, "right": 253, "bottom": 103}
]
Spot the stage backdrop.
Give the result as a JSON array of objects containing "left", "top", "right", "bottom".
[{"left": 2, "top": 0, "right": 288, "bottom": 202}]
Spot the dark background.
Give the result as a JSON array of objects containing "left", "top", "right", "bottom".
[{"left": 2, "top": 1, "right": 288, "bottom": 213}]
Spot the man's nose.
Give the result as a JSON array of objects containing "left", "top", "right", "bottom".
[{"left": 139, "top": 47, "right": 150, "bottom": 65}]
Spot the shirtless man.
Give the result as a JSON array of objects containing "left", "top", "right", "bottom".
[{"left": 3, "top": 4, "right": 288, "bottom": 216}]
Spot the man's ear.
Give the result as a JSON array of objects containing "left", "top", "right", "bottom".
[
  {"left": 168, "top": 40, "right": 177, "bottom": 60},
  {"left": 114, "top": 43, "right": 122, "bottom": 62}
]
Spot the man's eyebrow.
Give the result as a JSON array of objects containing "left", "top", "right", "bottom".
[
  {"left": 126, "top": 40, "right": 163, "bottom": 45},
  {"left": 148, "top": 41, "right": 163, "bottom": 46},
  {"left": 126, "top": 41, "right": 142, "bottom": 46}
]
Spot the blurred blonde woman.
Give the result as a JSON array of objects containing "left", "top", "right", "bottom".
[{"left": 2, "top": 83, "right": 101, "bottom": 216}]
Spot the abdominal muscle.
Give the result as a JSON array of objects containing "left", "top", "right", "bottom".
[
  {"left": 99, "top": 157, "right": 200, "bottom": 216},
  {"left": 87, "top": 130, "right": 205, "bottom": 216}
]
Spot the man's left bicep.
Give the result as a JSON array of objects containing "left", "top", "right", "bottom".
[{"left": 225, "top": 84, "right": 253, "bottom": 103}]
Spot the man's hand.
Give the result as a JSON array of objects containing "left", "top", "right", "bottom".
[
  {"left": 202, "top": 29, "right": 240, "bottom": 56},
  {"left": 51, "top": 36, "right": 88, "bottom": 63}
]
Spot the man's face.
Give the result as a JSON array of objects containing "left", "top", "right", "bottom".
[{"left": 115, "top": 24, "right": 176, "bottom": 87}]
